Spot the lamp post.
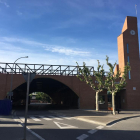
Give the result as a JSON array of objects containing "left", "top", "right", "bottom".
[
  {"left": 9, "top": 56, "right": 28, "bottom": 100},
  {"left": 0, "top": 66, "right": 6, "bottom": 73}
]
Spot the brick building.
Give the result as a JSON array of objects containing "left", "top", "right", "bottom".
[{"left": 115, "top": 16, "right": 140, "bottom": 110}]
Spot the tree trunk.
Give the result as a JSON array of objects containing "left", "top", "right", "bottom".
[
  {"left": 112, "top": 93, "right": 116, "bottom": 115},
  {"left": 96, "top": 92, "right": 99, "bottom": 111}
]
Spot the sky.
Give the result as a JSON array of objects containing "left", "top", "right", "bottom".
[{"left": 0, "top": 0, "right": 140, "bottom": 71}]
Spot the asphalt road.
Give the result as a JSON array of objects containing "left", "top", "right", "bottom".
[
  {"left": 14, "top": 104, "right": 140, "bottom": 140},
  {"left": 87, "top": 116, "right": 140, "bottom": 140},
  {"left": 16, "top": 112, "right": 100, "bottom": 140}
]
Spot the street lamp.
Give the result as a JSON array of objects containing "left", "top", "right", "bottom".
[
  {"left": 0, "top": 66, "right": 6, "bottom": 73},
  {"left": 9, "top": 56, "right": 28, "bottom": 100}
]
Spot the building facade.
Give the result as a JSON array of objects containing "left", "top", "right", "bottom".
[{"left": 116, "top": 16, "right": 140, "bottom": 110}]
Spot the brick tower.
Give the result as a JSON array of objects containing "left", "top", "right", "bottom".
[{"left": 117, "top": 16, "right": 140, "bottom": 109}]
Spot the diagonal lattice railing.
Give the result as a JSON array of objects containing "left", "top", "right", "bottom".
[{"left": 0, "top": 62, "right": 96, "bottom": 76}]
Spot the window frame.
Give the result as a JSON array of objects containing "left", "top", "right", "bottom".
[{"left": 127, "top": 44, "right": 129, "bottom": 53}]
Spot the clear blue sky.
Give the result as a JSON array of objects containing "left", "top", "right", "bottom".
[{"left": 0, "top": 0, "right": 139, "bottom": 70}]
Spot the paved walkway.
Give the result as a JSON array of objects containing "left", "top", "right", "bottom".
[
  {"left": 0, "top": 115, "right": 40, "bottom": 140},
  {"left": 49, "top": 109, "right": 140, "bottom": 126}
]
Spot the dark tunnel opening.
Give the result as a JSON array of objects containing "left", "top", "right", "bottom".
[{"left": 12, "top": 78, "right": 79, "bottom": 110}]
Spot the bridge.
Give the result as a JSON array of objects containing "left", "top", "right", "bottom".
[
  {"left": 0, "top": 62, "right": 108, "bottom": 109},
  {"left": 0, "top": 62, "right": 94, "bottom": 75}
]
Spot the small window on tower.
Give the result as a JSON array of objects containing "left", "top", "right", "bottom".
[
  {"left": 127, "top": 44, "right": 129, "bottom": 53},
  {"left": 129, "top": 71, "right": 131, "bottom": 79},
  {"left": 127, "top": 56, "right": 130, "bottom": 63}
]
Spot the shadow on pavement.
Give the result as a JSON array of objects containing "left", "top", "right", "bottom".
[
  {"left": 29, "top": 128, "right": 140, "bottom": 140},
  {"left": 1, "top": 125, "right": 140, "bottom": 140},
  {"left": 0, "top": 121, "right": 19, "bottom": 124},
  {"left": 0, "top": 127, "right": 40, "bottom": 140}
]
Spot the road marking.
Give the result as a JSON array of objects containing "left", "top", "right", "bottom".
[
  {"left": 96, "top": 126, "right": 104, "bottom": 129},
  {"left": 53, "top": 121, "right": 78, "bottom": 129},
  {"left": 48, "top": 116, "right": 63, "bottom": 120},
  {"left": 14, "top": 117, "right": 45, "bottom": 140},
  {"left": 59, "top": 116, "right": 74, "bottom": 120},
  {"left": 88, "top": 129, "right": 98, "bottom": 134},
  {"left": 76, "top": 134, "right": 89, "bottom": 140},
  {"left": 19, "top": 117, "right": 30, "bottom": 122},
  {"left": 26, "top": 126, "right": 45, "bottom": 140},
  {"left": 14, "top": 118, "right": 22, "bottom": 123},
  {"left": 39, "top": 116, "right": 52, "bottom": 120},
  {"left": 30, "top": 117, "right": 41, "bottom": 121}
]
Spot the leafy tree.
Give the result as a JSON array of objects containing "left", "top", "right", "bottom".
[
  {"left": 36, "top": 92, "right": 42, "bottom": 100},
  {"left": 76, "top": 60, "right": 105, "bottom": 111},
  {"left": 105, "top": 56, "right": 130, "bottom": 115},
  {"left": 36, "top": 92, "right": 51, "bottom": 103}
]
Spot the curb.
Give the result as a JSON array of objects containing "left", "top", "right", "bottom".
[
  {"left": 49, "top": 110, "right": 140, "bottom": 127},
  {"left": 106, "top": 115, "right": 140, "bottom": 126},
  {"left": 76, "top": 115, "right": 140, "bottom": 126}
]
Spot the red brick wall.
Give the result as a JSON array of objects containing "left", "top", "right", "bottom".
[
  {"left": 0, "top": 74, "right": 96, "bottom": 109},
  {"left": 117, "top": 16, "right": 140, "bottom": 110}
]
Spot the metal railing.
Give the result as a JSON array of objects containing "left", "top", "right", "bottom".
[{"left": 0, "top": 62, "right": 95, "bottom": 76}]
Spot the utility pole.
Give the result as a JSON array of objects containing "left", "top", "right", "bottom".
[
  {"left": 23, "top": 73, "right": 30, "bottom": 140},
  {"left": 22, "top": 72, "right": 35, "bottom": 140}
]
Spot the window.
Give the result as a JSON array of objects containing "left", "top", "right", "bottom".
[
  {"left": 127, "top": 44, "right": 129, "bottom": 53},
  {"left": 127, "top": 56, "right": 129, "bottom": 63},
  {"left": 129, "top": 70, "right": 131, "bottom": 79},
  {"left": 99, "top": 95, "right": 105, "bottom": 104}
]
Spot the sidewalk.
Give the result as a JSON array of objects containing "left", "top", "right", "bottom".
[
  {"left": 49, "top": 109, "right": 140, "bottom": 126},
  {"left": 0, "top": 115, "right": 40, "bottom": 140}
]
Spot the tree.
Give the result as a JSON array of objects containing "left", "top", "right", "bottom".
[
  {"left": 105, "top": 56, "right": 130, "bottom": 115},
  {"left": 36, "top": 92, "right": 51, "bottom": 103},
  {"left": 76, "top": 60, "right": 105, "bottom": 111}
]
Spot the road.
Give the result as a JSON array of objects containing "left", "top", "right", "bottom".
[{"left": 13, "top": 104, "right": 140, "bottom": 140}]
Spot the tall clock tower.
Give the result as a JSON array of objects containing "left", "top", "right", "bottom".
[{"left": 117, "top": 16, "right": 140, "bottom": 109}]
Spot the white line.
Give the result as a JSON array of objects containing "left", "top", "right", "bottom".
[
  {"left": 76, "top": 134, "right": 89, "bottom": 140},
  {"left": 88, "top": 129, "right": 98, "bottom": 134},
  {"left": 48, "top": 116, "right": 63, "bottom": 120},
  {"left": 96, "top": 126, "right": 104, "bottom": 129},
  {"left": 53, "top": 121, "right": 78, "bottom": 129},
  {"left": 58, "top": 116, "right": 74, "bottom": 120},
  {"left": 26, "top": 126, "right": 45, "bottom": 140},
  {"left": 14, "top": 117, "right": 45, "bottom": 140},
  {"left": 19, "top": 117, "right": 30, "bottom": 122},
  {"left": 39, "top": 116, "right": 52, "bottom": 120},
  {"left": 14, "top": 118, "right": 22, "bottom": 123},
  {"left": 30, "top": 117, "right": 41, "bottom": 121}
]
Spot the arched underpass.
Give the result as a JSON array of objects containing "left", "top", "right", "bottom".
[{"left": 12, "top": 78, "right": 79, "bottom": 109}]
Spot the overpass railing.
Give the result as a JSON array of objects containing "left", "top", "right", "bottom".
[{"left": 0, "top": 62, "right": 96, "bottom": 76}]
